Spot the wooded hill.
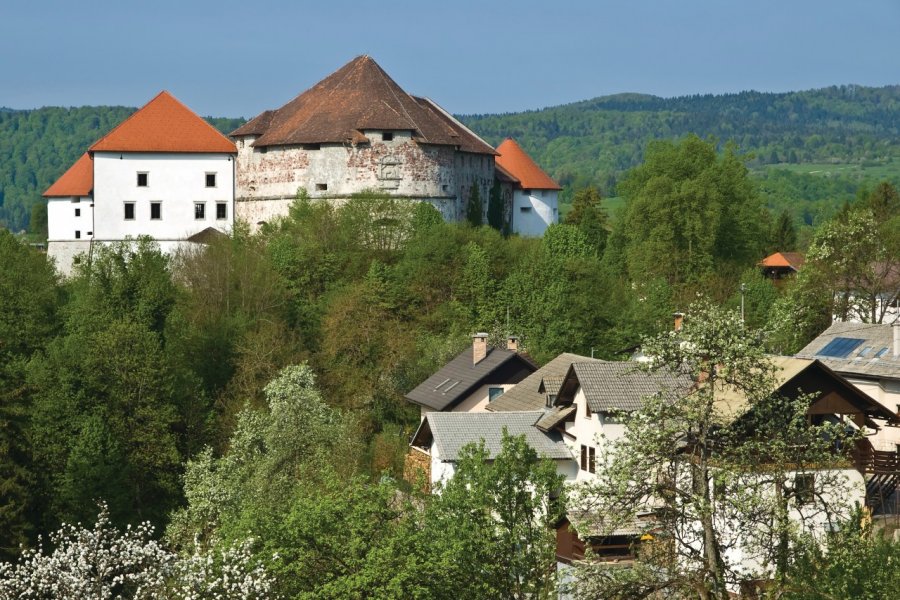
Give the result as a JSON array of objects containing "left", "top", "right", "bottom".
[{"left": 3, "top": 83, "right": 900, "bottom": 232}]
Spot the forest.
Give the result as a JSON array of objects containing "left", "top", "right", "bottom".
[
  {"left": 1, "top": 130, "right": 899, "bottom": 596},
  {"left": 4, "top": 83, "right": 900, "bottom": 235}
]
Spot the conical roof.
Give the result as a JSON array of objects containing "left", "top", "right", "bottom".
[
  {"left": 44, "top": 152, "right": 93, "bottom": 197},
  {"left": 90, "top": 91, "right": 236, "bottom": 153},
  {"left": 233, "top": 56, "right": 495, "bottom": 154},
  {"left": 495, "top": 138, "right": 560, "bottom": 190}
]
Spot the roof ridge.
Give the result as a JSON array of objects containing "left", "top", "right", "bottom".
[{"left": 374, "top": 60, "right": 422, "bottom": 135}]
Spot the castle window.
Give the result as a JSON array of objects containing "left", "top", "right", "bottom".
[
  {"left": 316, "top": 183, "right": 328, "bottom": 191},
  {"left": 520, "top": 206, "right": 532, "bottom": 213},
  {"left": 205, "top": 173, "right": 217, "bottom": 188},
  {"left": 137, "top": 172, "right": 149, "bottom": 187},
  {"left": 382, "top": 132, "right": 393, "bottom": 142},
  {"left": 301, "top": 143, "right": 321, "bottom": 150},
  {"left": 150, "top": 202, "right": 162, "bottom": 220},
  {"left": 216, "top": 203, "right": 227, "bottom": 220},
  {"left": 75, "top": 208, "right": 81, "bottom": 217},
  {"left": 75, "top": 230, "right": 81, "bottom": 239},
  {"left": 124, "top": 202, "right": 135, "bottom": 220},
  {"left": 195, "top": 203, "right": 206, "bottom": 220}
]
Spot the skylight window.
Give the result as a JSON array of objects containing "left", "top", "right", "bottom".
[
  {"left": 857, "top": 346, "right": 873, "bottom": 358},
  {"left": 817, "top": 337, "right": 865, "bottom": 358},
  {"left": 874, "top": 347, "right": 890, "bottom": 358}
]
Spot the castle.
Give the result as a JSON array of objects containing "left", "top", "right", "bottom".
[{"left": 44, "top": 56, "right": 559, "bottom": 275}]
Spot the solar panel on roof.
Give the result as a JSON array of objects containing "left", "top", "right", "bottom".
[{"left": 817, "top": 337, "right": 865, "bottom": 358}]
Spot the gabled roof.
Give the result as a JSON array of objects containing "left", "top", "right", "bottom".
[
  {"left": 232, "top": 55, "right": 496, "bottom": 155},
  {"left": 535, "top": 405, "right": 577, "bottom": 432},
  {"left": 411, "top": 411, "right": 573, "bottom": 461},
  {"left": 487, "top": 352, "right": 599, "bottom": 412},
  {"left": 405, "top": 346, "right": 537, "bottom": 411},
  {"left": 44, "top": 152, "right": 93, "bottom": 197},
  {"left": 89, "top": 91, "right": 236, "bottom": 154},
  {"left": 759, "top": 251, "right": 805, "bottom": 270},
  {"left": 558, "top": 361, "right": 691, "bottom": 413},
  {"left": 495, "top": 138, "right": 561, "bottom": 191},
  {"left": 796, "top": 322, "right": 900, "bottom": 379}
]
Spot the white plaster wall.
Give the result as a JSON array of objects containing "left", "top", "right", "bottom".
[
  {"left": 510, "top": 188, "right": 558, "bottom": 237},
  {"left": 93, "top": 152, "right": 234, "bottom": 242},
  {"left": 842, "top": 375, "right": 900, "bottom": 451},
  {"left": 562, "top": 386, "right": 627, "bottom": 483},
  {"left": 48, "top": 196, "right": 93, "bottom": 242}
]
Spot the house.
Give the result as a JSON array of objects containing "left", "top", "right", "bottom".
[
  {"left": 550, "top": 357, "right": 899, "bottom": 571},
  {"left": 796, "top": 321, "right": 900, "bottom": 454},
  {"left": 759, "top": 251, "right": 804, "bottom": 280},
  {"left": 495, "top": 138, "right": 561, "bottom": 236},
  {"left": 404, "top": 334, "right": 537, "bottom": 420},
  {"left": 44, "top": 91, "right": 236, "bottom": 275},
  {"left": 407, "top": 410, "right": 577, "bottom": 487},
  {"left": 486, "top": 352, "right": 599, "bottom": 413},
  {"left": 230, "top": 55, "right": 498, "bottom": 228}
]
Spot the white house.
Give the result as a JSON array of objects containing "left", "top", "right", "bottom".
[
  {"left": 404, "top": 334, "right": 536, "bottom": 421},
  {"left": 44, "top": 91, "right": 237, "bottom": 276},
  {"left": 495, "top": 138, "right": 561, "bottom": 237}
]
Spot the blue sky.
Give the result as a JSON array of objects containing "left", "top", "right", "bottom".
[{"left": 2, "top": 0, "right": 898, "bottom": 118}]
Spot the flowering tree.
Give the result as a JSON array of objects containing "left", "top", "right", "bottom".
[{"left": 0, "top": 503, "right": 275, "bottom": 599}]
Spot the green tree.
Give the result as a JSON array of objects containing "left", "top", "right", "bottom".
[
  {"left": 487, "top": 181, "right": 505, "bottom": 232},
  {"left": 564, "top": 186, "right": 608, "bottom": 254},
  {"left": 467, "top": 184, "right": 483, "bottom": 227},
  {"left": 770, "top": 209, "right": 798, "bottom": 251}
]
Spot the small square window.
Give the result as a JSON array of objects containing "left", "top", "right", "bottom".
[
  {"left": 195, "top": 203, "right": 206, "bottom": 220},
  {"left": 124, "top": 202, "right": 135, "bottom": 220},
  {"left": 75, "top": 230, "right": 81, "bottom": 239},
  {"left": 316, "top": 183, "right": 327, "bottom": 191},
  {"left": 86, "top": 231, "right": 92, "bottom": 236},
  {"left": 75, "top": 208, "right": 81, "bottom": 217},
  {"left": 205, "top": 173, "right": 217, "bottom": 188},
  {"left": 520, "top": 206, "right": 532, "bottom": 213},
  {"left": 150, "top": 202, "right": 162, "bottom": 220},
  {"left": 216, "top": 203, "right": 227, "bottom": 220},
  {"left": 795, "top": 473, "right": 815, "bottom": 505},
  {"left": 137, "top": 172, "right": 149, "bottom": 187},
  {"left": 488, "top": 387, "right": 504, "bottom": 402},
  {"left": 382, "top": 132, "right": 393, "bottom": 141}
]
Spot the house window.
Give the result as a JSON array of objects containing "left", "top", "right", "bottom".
[
  {"left": 137, "top": 172, "right": 149, "bottom": 187},
  {"left": 585, "top": 400, "right": 592, "bottom": 418},
  {"left": 488, "top": 387, "right": 505, "bottom": 402},
  {"left": 75, "top": 230, "right": 81, "bottom": 239},
  {"left": 520, "top": 206, "right": 532, "bottom": 213},
  {"left": 546, "top": 393, "right": 557, "bottom": 408},
  {"left": 382, "top": 132, "right": 394, "bottom": 141},
  {"left": 216, "top": 202, "right": 227, "bottom": 220},
  {"left": 589, "top": 447, "right": 596, "bottom": 474},
  {"left": 795, "top": 473, "right": 815, "bottom": 505},
  {"left": 195, "top": 203, "right": 206, "bottom": 220},
  {"left": 580, "top": 445, "right": 587, "bottom": 471},
  {"left": 124, "top": 202, "right": 135, "bottom": 220},
  {"left": 75, "top": 208, "right": 81, "bottom": 217},
  {"left": 150, "top": 202, "right": 162, "bottom": 220},
  {"left": 316, "top": 183, "right": 327, "bottom": 191},
  {"left": 205, "top": 173, "right": 217, "bottom": 188}
]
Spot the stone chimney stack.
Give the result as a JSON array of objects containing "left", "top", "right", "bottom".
[
  {"left": 673, "top": 312, "right": 685, "bottom": 332},
  {"left": 473, "top": 333, "right": 489, "bottom": 365},
  {"left": 506, "top": 335, "right": 520, "bottom": 353},
  {"left": 893, "top": 320, "right": 900, "bottom": 358}
]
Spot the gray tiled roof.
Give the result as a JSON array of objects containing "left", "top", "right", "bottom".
[
  {"left": 796, "top": 322, "right": 900, "bottom": 380},
  {"left": 421, "top": 411, "right": 574, "bottom": 461},
  {"left": 405, "top": 347, "right": 535, "bottom": 411},
  {"left": 570, "top": 361, "right": 691, "bottom": 413},
  {"left": 535, "top": 405, "right": 576, "bottom": 432},
  {"left": 488, "top": 352, "right": 598, "bottom": 412}
]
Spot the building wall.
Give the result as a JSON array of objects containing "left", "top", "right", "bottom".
[
  {"left": 47, "top": 240, "right": 93, "bottom": 277},
  {"left": 48, "top": 196, "right": 93, "bottom": 242},
  {"left": 92, "top": 152, "right": 234, "bottom": 242},
  {"left": 510, "top": 188, "right": 558, "bottom": 237},
  {"left": 842, "top": 375, "right": 900, "bottom": 451},
  {"left": 233, "top": 133, "right": 493, "bottom": 227},
  {"left": 562, "top": 386, "right": 627, "bottom": 483}
]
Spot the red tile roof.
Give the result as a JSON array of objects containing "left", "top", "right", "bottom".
[
  {"left": 233, "top": 56, "right": 495, "bottom": 155},
  {"left": 759, "top": 251, "right": 805, "bottom": 270},
  {"left": 43, "top": 153, "right": 93, "bottom": 197},
  {"left": 495, "top": 138, "right": 561, "bottom": 190},
  {"left": 90, "top": 91, "right": 236, "bottom": 154}
]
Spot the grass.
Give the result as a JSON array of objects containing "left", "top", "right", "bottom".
[
  {"left": 755, "top": 160, "right": 900, "bottom": 183},
  {"left": 559, "top": 196, "right": 624, "bottom": 221}
]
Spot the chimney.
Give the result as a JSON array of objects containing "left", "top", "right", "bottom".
[
  {"left": 507, "top": 335, "right": 520, "bottom": 353},
  {"left": 473, "top": 333, "right": 489, "bottom": 365},
  {"left": 673, "top": 312, "right": 685, "bottom": 333},
  {"left": 893, "top": 321, "right": 900, "bottom": 358}
]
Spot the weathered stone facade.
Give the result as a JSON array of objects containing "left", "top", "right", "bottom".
[{"left": 234, "top": 132, "right": 494, "bottom": 226}]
